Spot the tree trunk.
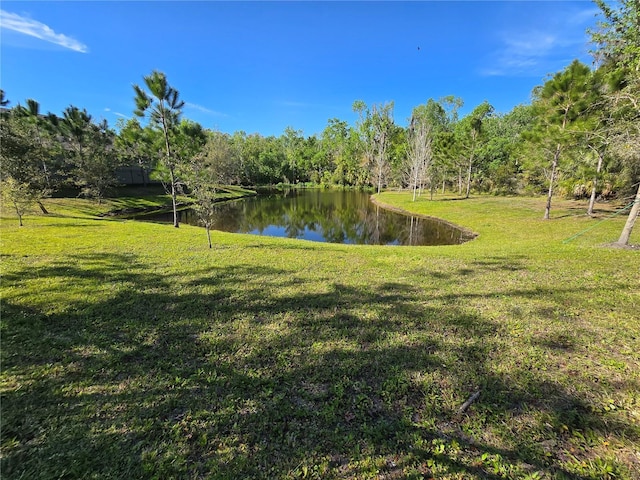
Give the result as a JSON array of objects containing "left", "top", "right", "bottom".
[
  {"left": 41, "top": 159, "right": 51, "bottom": 188},
  {"left": 141, "top": 165, "right": 148, "bottom": 187},
  {"left": 465, "top": 158, "right": 473, "bottom": 199},
  {"left": 587, "top": 151, "right": 604, "bottom": 217},
  {"left": 458, "top": 166, "right": 462, "bottom": 195},
  {"left": 544, "top": 144, "right": 561, "bottom": 220},
  {"left": 37, "top": 201, "right": 49, "bottom": 214},
  {"left": 615, "top": 182, "right": 640, "bottom": 246},
  {"left": 34, "top": 126, "right": 52, "bottom": 189},
  {"left": 160, "top": 112, "right": 179, "bottom": 227},
  {"left": 409, "top": 215, "right": 414, "bottom": 246},
  {"left": 373, "top": 204, "right": 380, "bottom": 244},
  {"left": 207, "top": 226, "right": 212, "bottom": 249},
  {"left": 169, "top": 166, "right": 179, "bottom": 228}
]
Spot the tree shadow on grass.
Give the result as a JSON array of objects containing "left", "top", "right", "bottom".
[
  {"left": 2, "top": 252, "right": 638, "bottom": 479},
  {"left": 412, "top": 255, "right": 528, "bottom": 280}
]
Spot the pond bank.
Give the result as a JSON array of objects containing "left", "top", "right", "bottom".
[
  {"left": 101, "top": 186, "right": 257, "bottom": 218},
  {"left": 370, "top": 193, "right": 478, "bottom": 242},
  {"left": 127, "top": 189, "right": 473, "bottom": 246}
]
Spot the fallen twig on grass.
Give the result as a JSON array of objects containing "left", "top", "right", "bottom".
[{"left": 458, "top": 390, "right": 481, "bottom": 415}]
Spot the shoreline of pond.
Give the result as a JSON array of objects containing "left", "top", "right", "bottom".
[
  {"left": 369, "top": 194, "right": 478, "bottom": 243},
  {"left": 103, "top": 189, "right": 258, "bottom": 219},
  {"left": 111, "top": 188, "right": 476, "bottom": 246},
  {"left": 107, "top": 185, "right": 368, "bottom": 219}
]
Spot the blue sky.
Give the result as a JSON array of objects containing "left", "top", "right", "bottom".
[{"left": 1, "top": 1, "right": 600, "bottom": 137}]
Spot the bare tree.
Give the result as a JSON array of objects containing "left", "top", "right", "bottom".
[
  {"left": 405, "top": 118, "right": 433, "bottom": 201},
  {"left": 353, "top": 100, "right": 394, "bottom": 193}
]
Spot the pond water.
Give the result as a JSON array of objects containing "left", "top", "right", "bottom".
[{"left": 136, "top": 190, "right": 473, "bottom": 246}]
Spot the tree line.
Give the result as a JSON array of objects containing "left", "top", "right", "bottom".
[{"left": 1, "top": 0, "right": 638, "bottom": 244}]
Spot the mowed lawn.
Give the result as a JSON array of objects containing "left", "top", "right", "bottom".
[{"left": 1, "top": 192, "right": 638, "bottom": 479}]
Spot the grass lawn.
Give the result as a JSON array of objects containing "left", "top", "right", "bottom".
[{"left": 1, "top": 191, "right": 638, "bottom": 479}]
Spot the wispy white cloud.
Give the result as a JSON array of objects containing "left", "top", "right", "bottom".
[
  {"left": 480, "top": 6, "right": 596, "bottom": 77},
  {"left": 184, "top": 102, "right": 227, "bottom": 117},
  {"left": 0, "top": 9, "right": 88, "bottom": 53},
  {"left": 481, "top": 30, "right": 561, "bottom": 76},
  {"left": 105, "top": 108, "right": 129, "bottom": 119},
  {"left": 567, "top": 8, "right": 600, "bottom": 27},
  {"left": 505, "top": 32, "right": 558, "bottom": 59}
]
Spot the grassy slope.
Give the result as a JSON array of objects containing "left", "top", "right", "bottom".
[
  {"left": 100, "top": 185, "right": 257, "bottom": 216},
  {"left": 1, "top": 193, "right": 638, "bottom": 479}
]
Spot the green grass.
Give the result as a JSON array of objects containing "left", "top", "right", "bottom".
[
  {"left": 99, "top": 184, "right": 257, "bottom": 217},
  {"left": 1, "top": 192, "right": 638, "bottom": 479}
]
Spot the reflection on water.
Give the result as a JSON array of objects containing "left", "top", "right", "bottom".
[{"left": 137, "top": 190, "right": 473, "bottom": 246}]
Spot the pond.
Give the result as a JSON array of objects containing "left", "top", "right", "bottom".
[{"left": 136, "top": 189, "right": 474, "bottom": 246}]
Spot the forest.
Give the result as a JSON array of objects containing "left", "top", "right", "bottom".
[{"left": 1, "top": 0, "right": 638, "bottom": 243}]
